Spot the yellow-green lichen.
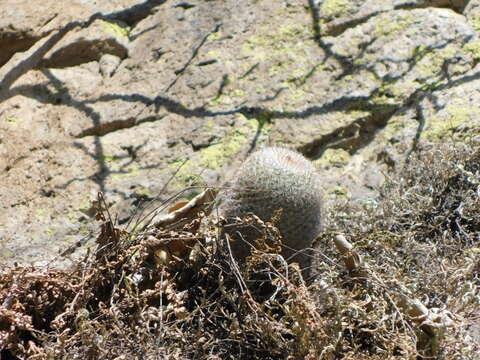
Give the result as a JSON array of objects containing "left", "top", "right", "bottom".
[
  {"left": 248, "top": 23, "right": 306, "bottom": 53},
  {"left": 209, "top": 88, "right": 246, "bottom": 106},
  {"left": 45, "top": 227, "right": 57, "bottom": 237},
  {"left": 241, "top": 23, "right": 309, "bottom": 61},
  {"left": 348, "top": 110, "right": 370, "bottom": 119},
  {"left": 207, "top": 30, "right": 223, "bottom": 42},
  {"left": 128, "top": 165, "right": 140, "bottom": 177},
  {"left": 425, "top": 105, "right": 478, "bottom": 139},
  {"left": 415, "top": 45, "right": 457, "bottom": 78},
  {"left": 100, "top": 153, "right": 116, "bottom": 164},
  {"left": 269, "top": 62, "right": 289, "bottom": 77},
  {"left": 326, "top": 185, "right": 351, "bottom": 198},
  {"left": 207, "top": 50, "right": 221, "bottom": 58},
  {"left": 135, "top": 187, "right": 152, "bottom": 197},
  {"left": 166, "top": 158, "right": 201, "bottom": 188},
  {"left": 111, "top": 164, "right": 140, "bottom": 182},
  {"left": 375, "top": 13, "right": 414, "bottom": 37},
  {"left": 167, "top": 117, "right": 265, "bottom": 188},
  {"left": 78, "top": 197, "right": 94, "bottom": 214},
  {"left": 1, "top": 249, "right": 13, "bottom": 259},
  {"left": 166, "top": 129, "right": 248, "bottom": 186},
  {"left": 336, "top": 74, "right": 354, "bottom": 86},
  {"left": 199, "top": 127, "right": 252, "bottom": 170},
  {"left": 289, "top": 87, "right": 307, "bottom": 101},
  {"left": 316, "top": 148, "right": 351, "bottom": 168},
  {"left": 240, "top": 22, "right": 321, "bottom": 104},
  {"left": 470, "top": 14, "right": 480, "bottom": 32},
  {"left": 36, "top": 208, "right": 47, "bottom": 217},
  {"left": 203, "top": 119, "right": 218, "bottom": 131},
  {"left": 255, "top": 86, "right": 266, "bottom": 94},
  {"left": 319, "top": 110, "right": 371, "bottom": 133},
  {"left": 100, "top": 153, "right": 123, "bottom": 173},
  {"left": 101, "top": 20, "right": 130, "bottom": 39},
  {"left": 5, "top": 116, "right": 22, "bottom": 125},
  {"left": 463, "top": 41, "right": 480, "bottom": 61},
  {"left": 229, "top": 89, "right": 245, "bottom": 98},
  {"left": 351, "top": 92, "right": 395, "bottom": 112},
  {"left": 379, "top": 80, "right": 417, "bottom": 102},
  {"left": 278, "top": 23, "right": 306, "bottom": 39},
  {"left": 251, "top": 111, "right": 274, "bottom": 127},
  {"left": 411, "top": 45, "right": 429, "bottom": 62},
  {"left": 78, "top": 223, "right": 91, "bottom": 235},
  {"left": 382, "top": 116, "right": 408, "bottom": 141},
  {"left": 320, "top": 0, "right": 352, "bottom": 18}
]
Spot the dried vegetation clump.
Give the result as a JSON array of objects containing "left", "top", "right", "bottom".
[
  {"left": 315, "top": 140, "right": 480, "bottom": 358},
  {"left": 1, "top": 141, "right": 479, "bottom": 359}
]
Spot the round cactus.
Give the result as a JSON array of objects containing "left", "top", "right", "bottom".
[{"left": 218, "top": 147, "right": 323, "bottom": 269}]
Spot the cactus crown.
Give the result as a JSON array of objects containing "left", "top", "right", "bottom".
[{"left": 218, "top": 147, "right": 323, "bottom": 266}]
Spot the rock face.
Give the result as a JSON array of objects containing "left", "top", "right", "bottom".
[
  {"left": 1, "top": 0, "right": 480, "bottom": 266},
  {"left": 218, "top": 147, "right": 323, "bottom": 268}
]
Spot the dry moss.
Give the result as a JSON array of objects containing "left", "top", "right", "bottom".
[{"left": 1, "top": 141, "right": 479, "bottom": 359}]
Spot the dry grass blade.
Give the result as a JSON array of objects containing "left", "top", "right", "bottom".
[{"left": 153, "top": 188, "right": 218, "bottom": 229}]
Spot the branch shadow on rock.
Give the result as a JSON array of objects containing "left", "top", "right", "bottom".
[
  {"left": 1, "top": 0, "right": 479, "bottom": 207},
  {"left": 305, "top": 0, "right": 479, "bottom": 159}
]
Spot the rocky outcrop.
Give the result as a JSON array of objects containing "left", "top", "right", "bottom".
[{"left": 1, "top": 0, "right": 480, "bottom": 266}]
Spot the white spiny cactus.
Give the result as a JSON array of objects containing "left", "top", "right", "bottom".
[{"left": 218, "top": 147, "right": 323, "bottom": 269}]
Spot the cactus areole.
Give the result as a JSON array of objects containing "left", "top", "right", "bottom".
[{"left": 218, "top": 147, "right": 323, "bottom": 268}]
